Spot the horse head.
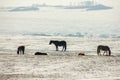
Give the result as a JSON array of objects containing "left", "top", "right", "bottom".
[{"left": 49, "top": 40, "right": 53, "bottom": 45}]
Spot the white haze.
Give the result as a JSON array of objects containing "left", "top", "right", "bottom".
[{"left": 0, "top": 0, "right": 120, "bottom": 38}]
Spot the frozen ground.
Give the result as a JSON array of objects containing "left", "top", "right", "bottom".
[
  {"left": 0, "top": 54, "right": 120, "bottom": 80},
  {"left": 0, "top": 35, "right": 120, "bottom": 80}
]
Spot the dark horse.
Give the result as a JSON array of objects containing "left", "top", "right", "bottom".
[
  {"left": 35, "top": 52, "right": 47, "bottom": 55},
  {"left": 97, "top": 45, "right": 111, "bottom": 56},
  {"left": 17, "top": 46, "right": 25, "bottom": 55},
  {"left": 49, "top": 40, "right": 67, "bottom": 51}
]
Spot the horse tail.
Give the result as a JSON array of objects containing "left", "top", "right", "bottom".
[
  {"left": 97, "top": 46, "right": 100, "bottom": 56},
  {"left": 108, "top": 48, "right": 111, "bottom": 56}
]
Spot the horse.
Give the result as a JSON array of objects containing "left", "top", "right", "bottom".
[
  {"left": 78, "top": 53, "right": 85, "bottom": 56},
  {"left": 17, "top": 46, "right": 25, "bottom": 55},
  {"left": 97, "top": 45, "right": 111, "bottom": 56},
  {"left": 49, "top": 40, "right": 67, "bottom": 51},
  {"left": 78, "top": 52, "right": 85, "bottom": 56},
  {"left": 35, "top": 52, "right": 47, "bottom": 55}
]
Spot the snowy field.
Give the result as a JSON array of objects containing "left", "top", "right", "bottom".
[
  {"left": 0, "top": 0, "right": 120, "bottom": 79},
  {"left": 0, "top": 35, "right": 120, "bottom": 80}
]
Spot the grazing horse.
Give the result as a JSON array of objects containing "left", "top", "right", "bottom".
[
  {"left": 17, "top": 46, "right": 25, "bottom": 55},
  {"left": 35, "top": 52, "right": 47, "bottom": 55},
  {"left": 97, "top": 45, "right": 111, "bottom": 56},
  {"left": 49, "top": 40, "right": 67, "bottom": 51}
]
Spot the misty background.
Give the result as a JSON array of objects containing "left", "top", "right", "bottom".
[{"left": 0, "top": 0, "right": 120, "bottom": 38}]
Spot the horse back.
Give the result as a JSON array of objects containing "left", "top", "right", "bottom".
[
  {"left": 59, "top": 41, "right": 66, "bottom": 46},
  {"left": 18, "top": 46, "right": 25, "bottom": 50},
  {"left": 98, "top": 45, "right": 110, "bottom": 51}
]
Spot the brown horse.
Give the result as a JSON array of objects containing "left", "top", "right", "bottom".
[
  {"left": 97, "top": 45, "right": 111, "bottom": 56},
  {"left": 17, "top": 46, "right": 25, "bottom": 55}
]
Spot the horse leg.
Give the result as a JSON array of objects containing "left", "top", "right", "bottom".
[
  {"left": 99, "top": 51, "right": 102, "bottom": 56},
  {"left": 23, "top": 49, "right": 24, "bottom": 55},
  {"left": 64, "top": 45, "right": 66, "bottom": 51},
  {"left": 20, "top": 50, "right": 24, "bottom": 55},
  {"left": 99, "top": 52, "right": 101, "bottom": 56},
  {"left": 103, "top": 51, "right": 106, "bottom": 56},
  {"left": 62, "top": 46, "right": 64, "bottom": 51},
  {"left": 99, "top": 50, "right": 103, "bottom": 56},
  {"left": 20, "top": 50, "right": 22, "bottom": 54},
  {"left": 63, "top": 46, "right": 66, "bottom": 51},
  {"left": 97, "top": 48, "right": 100, "bottom": 56},
  {"left": 108, "top": 49, "right": 111, "bottom": 56},
  {"left": 56, "top": 46, "right": 58, "bottom": 51},
  {"left": 23, "top": 47, "right": 25, "bottom": 55},
  {"left": 97, "top": 52, "right": 99, "bottom": 56},
  {"left": 17, "top": 50, "right": 19, "bottom": 55},
  {"left": 62, "top": 46, "right": 65, "bottom": 51}
]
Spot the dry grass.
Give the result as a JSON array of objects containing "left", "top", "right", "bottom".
[{"left": 0, "top": 54, "right": 120, "bottom": 80}]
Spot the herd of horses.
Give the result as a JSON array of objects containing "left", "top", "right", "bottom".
[{"left": 17, "top": 40, "right": 111, "bottom": 56}]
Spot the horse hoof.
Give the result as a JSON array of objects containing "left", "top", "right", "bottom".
[{"left": 78, "top": 52, "right": 85, "bottom": 56}]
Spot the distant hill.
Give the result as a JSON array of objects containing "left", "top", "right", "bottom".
[
  {"left": 9, "top": 6, "right": 39, "bottom": 12},
  {"left": 64, "top": 1, "right": 112, "bottom": 11}
]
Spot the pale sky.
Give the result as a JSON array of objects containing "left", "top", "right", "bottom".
[
  {"left": 0, "top": 0, "right": 120, "bottom": 37},
  {"left": 1, "top": 0, "right": 77, "bottom": 6},
  {"left": 0, "top": 0, "right": 119, "bottom": 7}
]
